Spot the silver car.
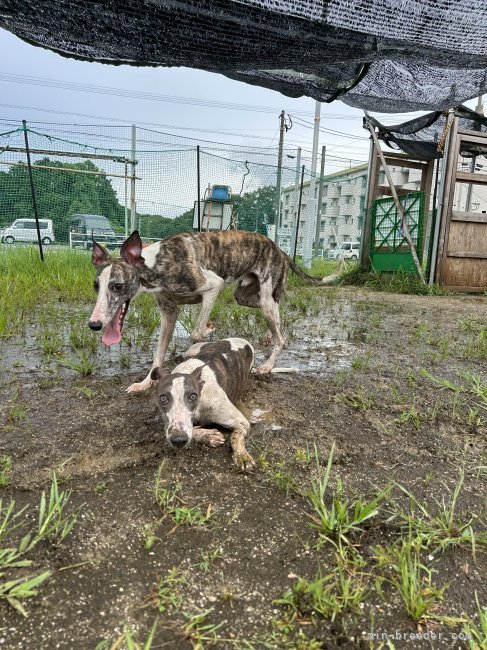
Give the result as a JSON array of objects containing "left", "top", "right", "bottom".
[{"left": 0, "top": 218, "right": 55, "bottom": 245}]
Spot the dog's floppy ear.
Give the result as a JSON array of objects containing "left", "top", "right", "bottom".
[
  {"left": 92, "top": 240, "right": 112, "bottom": 267},
  {"left": 121, "top": 231, "right": 145, "bottom": 268},
  {"left": 191, "top": 365, "right": 206, "bottom": 389},
  {"left": 150, "top": 367, "right": 169, "bottom": 382}
]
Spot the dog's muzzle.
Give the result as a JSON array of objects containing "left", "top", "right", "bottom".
[{"left": 88, "top": 320, "right": 103, "bottom": 331}]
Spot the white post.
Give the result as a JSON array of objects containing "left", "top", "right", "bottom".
[
  {"left": 130, "top": 124, "right": 137, "bottom": 233},
  {"left": 291, "top": 147, "right": 301, "bottom": 257},
  {"left": 301, "top": 100, "right": 321, "bottom": 265}
]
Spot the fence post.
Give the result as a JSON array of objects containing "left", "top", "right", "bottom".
[
  {"left": 130, "top": 124, "right": 137, "bottom": 233},
  {"left": 22, "top": 119, "right": 44, "bottom": 262},
  {"left": 314, "top": 145, "right": 326, "bottom": 257},
  {"left": 293, "top": 165, "right": 305, "bottom": 262},
  {"left": 196, "top": 145, "right": 201, "bottom": 232}
]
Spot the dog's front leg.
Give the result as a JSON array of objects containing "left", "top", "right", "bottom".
[
  {"left": 126, "top": 302, "right": 179, "bottom": 393},
  {"left": 190, "top": 270, "right": 224, "bottom": 342}
]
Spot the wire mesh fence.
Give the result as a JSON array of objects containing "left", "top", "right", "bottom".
[{"left": 0, "top": 120, "right": 367, "bottom": 262}]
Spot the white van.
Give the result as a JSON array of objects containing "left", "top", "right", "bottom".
[
  {"left": 0, "top": 219, "right": 55, "bottom": 245},
  {"left": 329, "top": 241, "right": 360, "bottom": 260}
]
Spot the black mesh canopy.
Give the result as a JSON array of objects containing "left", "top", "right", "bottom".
[
  {"left": 366, "top": 106, "right": 487, "bottom": 160},
  {"left": 1, "top": 1, "right": 486, "bottom": 112}
]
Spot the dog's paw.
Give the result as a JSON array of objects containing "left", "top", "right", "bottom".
[
  {"left": 126, "top": 378, "right": 155, "bottom": 393},
  {"left": 255, "top": 363, "right": 273, "bottom": 375},
  {"left": 193, "top": 427, "right": 225, "bottom": 447},
  {"left": 233, "top": 450, "right": 255, "bottom": 470}
]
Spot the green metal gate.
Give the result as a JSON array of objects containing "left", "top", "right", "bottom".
[{"left": 370, "top": 192, "right": 425, "bottom": 274}]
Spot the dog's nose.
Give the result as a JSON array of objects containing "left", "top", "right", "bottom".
[
  {"left": 88, "top": 320, "right": 103, "bottom": 331},
  {"left": 170, "top": 435, "right": 189, "bottom": 449}
]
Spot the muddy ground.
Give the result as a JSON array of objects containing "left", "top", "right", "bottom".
[{"left": 0, "top": 287, "right": 486, "bottom": 649}]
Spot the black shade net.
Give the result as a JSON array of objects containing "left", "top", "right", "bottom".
[
  {"left": 365, "top": 106, "right": 487, "bottom": 160},
  {"left": 1, "top": 1, "right": 487, "bottom": 112}
]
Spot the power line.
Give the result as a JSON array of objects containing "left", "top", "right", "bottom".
[{"left": 0, "top": 73, "right": 317, "bottom": 116}]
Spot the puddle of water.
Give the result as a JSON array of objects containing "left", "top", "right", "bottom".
[{"left": 1, "top": 298, "right": 363, "bottom": 379}]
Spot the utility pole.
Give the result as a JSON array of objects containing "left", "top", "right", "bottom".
[
  {"left": 301, "top": 100, "right": 321, "bottom": 265},
  {"left": 274, "top": 110, "right": 286, "bottom": 241},
  {"left": 465, "top": 94, "right": 484, "bottom": 212},
  {"left": 314, "top": 145, "right": 326, "bottom": 257},
  {"left": 291, "top": 147, "right": 301, "bottom": 258},
  {"left": 130, "top": 124, "right": 137, "bottom": 233}
]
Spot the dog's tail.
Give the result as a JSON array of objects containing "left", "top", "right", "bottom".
[{"left": 287, "top": 257, "right": 345, "bottom": 286}]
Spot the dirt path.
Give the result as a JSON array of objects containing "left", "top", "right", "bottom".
[{"left": 0, "top": 288, "right": 486, "bottom": 649}]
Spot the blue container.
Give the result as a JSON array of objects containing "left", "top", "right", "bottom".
[{"left": 211, "top": 185, "right": 231, "bottom": 202}]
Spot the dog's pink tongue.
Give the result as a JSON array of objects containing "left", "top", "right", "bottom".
[{"left": 102, "top": 307, "right": 122, "bottom": 346}]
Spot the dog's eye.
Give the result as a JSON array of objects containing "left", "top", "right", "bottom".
[
  {"left": 112, "top": 283, "right": 123, "bottom": 292},
  {"left": 159, "top": 394, "right": 169, "bottom": 404},
  {"left": 188, "top": 393, "right": 197, "bottom": 402}
]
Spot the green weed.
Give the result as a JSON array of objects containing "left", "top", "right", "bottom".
[
  {"left": 0, "top": 457, "right": 12, "bottom": 487},
  {"left": 306, "top": 444, "right": 388, "bottom": 545}
]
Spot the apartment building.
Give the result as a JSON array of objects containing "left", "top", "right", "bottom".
[{"left": 279, "top": 162, "right": 423, "bottom": 257}]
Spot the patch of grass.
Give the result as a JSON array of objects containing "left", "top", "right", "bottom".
[
  {"left": 341, "top": 267, "right": 449, "bottom": 296},
  {"left": 373, "top": 534, "right": 447, "bottom": 624},
  {"left": 269, "top": 461, "right": 301, "bottom": 496},
  {"left": 0, "top": 571, "right": 52, "bottom": 618},
  {"left": 145, "top": 566, "right": 186, "bottom": 613},
  {"left": 0, "top": 457, "right": 12, "bottom": 487},
  {"left": 0, "top": 475, "right": 81, "bottom": 617},
  {"left": 58, "top": 350, "right": 98, "bottom": 376},
  {"left": 0, "top": 247, "right": 94, "bottom": 338},
  {"left": 306, "top": 444, "right": 388, "bottom": 545},
  {"left": 275, "top": 565, "right": 366, "bottom": 623},
  {"left": 95, "top": 620, "right": 158, "bottom": 650},
  {"left": 199, "top": 544, "right": 225, "bottom": 572},
  {"left": 37, "top": 473, "right": 83, "bottom": 545},
  {"left": 154, "top": 461, "right": 213, "bottom": 530},
  {"left": 337, "top": 386, "right": 373, "bottom": 411},
  {"left": 392, "top": 469, "right": 486, "bottom": 557},
  {"left": 421, "top": 369, "right": 487, "bottom": 412},
  {"left": 180, "top": 608, "right": 227, "bottom": 649},
  {"left": 462, "top": 591, "right": 487, "bottom": 650}
]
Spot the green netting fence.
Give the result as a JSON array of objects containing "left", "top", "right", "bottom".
[{"left": 0, "top": 121, "right": 367, "bottom": 262}]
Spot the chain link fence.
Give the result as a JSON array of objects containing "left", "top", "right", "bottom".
[{"left": 0, "top": 121, "right": 366, "bottom": 262}]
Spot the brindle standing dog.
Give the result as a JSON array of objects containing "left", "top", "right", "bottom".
[
  {"left": 151, "top": 337, "right": 254, "bottom": 468},
  {"left": 88, "top": 230, "right": 341, "bottom": 393}
]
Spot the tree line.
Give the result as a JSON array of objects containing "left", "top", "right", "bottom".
[{"left": 0, "top": 158, "right": 276, "bottom": 241}]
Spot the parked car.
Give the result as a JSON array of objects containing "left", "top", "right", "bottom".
[
  {"left": 328, "top": 241, "right": 360, "bottom": 260},
  {"left": 69, "top": 214, "right": 123, "bottom": 249},
  {"left": 0, "top": 218, "right": 55, "bottom": 245}
]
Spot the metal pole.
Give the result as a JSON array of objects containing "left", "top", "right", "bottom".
[
  {"left": 293, "top": 165, "right": 305, "bottom": 262},
  {"left": 301, "top": 100, "right": 321, "bottom": 264},
  {"left": 130, "top": 124, "right": 136, "bottom": 233},
  {"left": 365, "top": 117, "right": 426, "bottom": 283},
  {"left": 426, "top": 136, "right": 440, "bottom": 282},
  {"left": 124, "top": 161, "right": 129, "bottom": 238},
  {"left": 291, "top": 147, "right": 301, "bottom": 259},
  {"left": 22, "top": 120, "right": 44, "bottom": 262},
  {"left": 196, "top": 145, "right": 201, "bottom": 232},
  {"left": 314, "top": 145, "right": 326, "bottom": 256},
  {"left": 275, "top": 110, "right": 286, "bottom": 240}
]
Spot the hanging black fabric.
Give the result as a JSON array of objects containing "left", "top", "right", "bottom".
[
  {"left": 365, "top": 106, "right": 487, "bottom": 160},
  {"left": 1, "top": 1, "right": 487, "bottom": 112}
]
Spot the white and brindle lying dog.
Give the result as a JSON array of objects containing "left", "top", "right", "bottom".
[
  {"left": 88, "top": 230, "right": 341, "bottom": 392},
  {"left": 151, "top": 337, "right": 255, "bottom": 468}
]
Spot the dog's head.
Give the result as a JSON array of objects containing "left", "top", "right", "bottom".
[
  {"left": 151, "top": 365, "right": 205, "bottom": 449},
  {"left": 88, "top": 231, "right": 145, "bottom": 346}
]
